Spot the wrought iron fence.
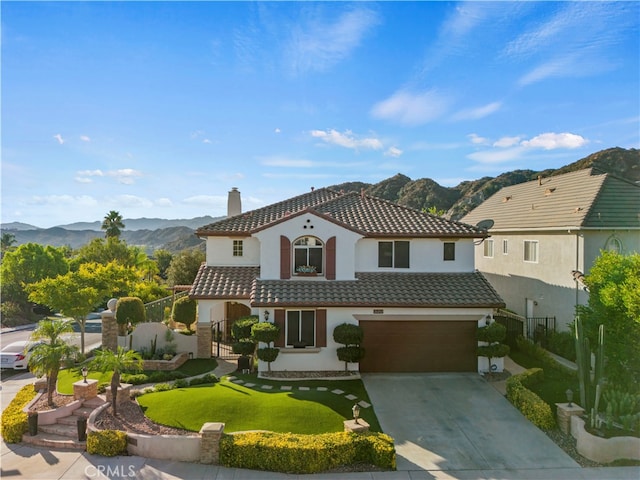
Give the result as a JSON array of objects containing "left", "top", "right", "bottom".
[
  {"left": 494, "top": 310, "right": 525, "bottom": 349},
  {"left": 144, "top": 290, "right": 189, "bottom": 323},
  {"left": 527, "top": 316, "right": 556, "bottom": 348}
]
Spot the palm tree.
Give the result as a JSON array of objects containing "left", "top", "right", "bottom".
[
  {"left": 28, "top": 319, "right": 78, "bottom": 407},
  {"left": 101, "top": 210, "right": 125, "bottom": 239},
  {"left": 88, "top": 347, "right": 142, "bottom": 416}
]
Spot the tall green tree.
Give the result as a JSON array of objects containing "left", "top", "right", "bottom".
[
  {"left": 0, "top": 243, "right": 69, "bottom": 311},
  {"left": 578, "top": 251, "right": 640, "bottom": 389},
  {"left": 166, "top": 249, "right": 205, "bottom": 286},
  {"left": 1, "top": 232, "right": 17, "bottom": 258},
  {"left": 153, "top": 249, "right": 173, "bottom": 279},
  {"left": 89, "top": 347, "right": 142, "bottom": 416},
  {"left": 71, "top": 237, "right": 137, "bottom": 268},
  {"left": 101, "top": 210, "right": 125, "bottom": 239},
  {"left": 28, "top": 319, "right": 78, "bottom": 407},
  {"left": 28, "top": 262, "right": 138, "bottom": 353}
]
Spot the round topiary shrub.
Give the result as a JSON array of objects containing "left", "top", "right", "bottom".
[
  {"left": 171, "top": 296, "right": 197, "bottom": 331},
  {"left": 87, "top": 430, "right": 128, "bottom": 456},
  {"left": 232, "top": 316, "right": 259, "bottom": 341},
  {"left": 333, "top": 323, "right": 364, "bottom": 346},
  {"left": 116, "top": 297, "right": 146, "bottom": 336}
]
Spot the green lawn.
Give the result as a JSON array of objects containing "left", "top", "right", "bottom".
[
  {"left": 56, "top": 358, "right": 218, "bottom": 394},
  {"left": 137, "top": 374, "right": 381, "bottom": 434},
  {"left": 510, "top": 350, "right": 579, "bottom": 415}
]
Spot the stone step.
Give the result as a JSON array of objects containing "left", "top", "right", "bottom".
[
  {"left": 22, "top": 432, "right": 86, "bottom": 451},
  {"left": 39, "top": 422, "right": 79, "bottom": 438},
  {"left": 72, "top": 406, "right": 96, "bottom": 418},
  {"left": 58, "top": 414, "right": 83, "bottom": 426},
  {"left": 83, "top": 396, "right": 107, "bottom": 408}
]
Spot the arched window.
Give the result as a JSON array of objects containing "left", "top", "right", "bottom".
[
  {"left": 293, "top": 236, "right": 323, "bottom": 275},
  {"left": 605, "top": 235, "right": 623, "bottom": 253}
]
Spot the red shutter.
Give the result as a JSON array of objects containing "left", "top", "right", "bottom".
[
  {"left": 316, "top": 309, "right": 327, "bottom": 347},
  {"left": 280, "top": 236, "right": 291, "bottom": 279},
  {"left": 326, "top": 236, "right": 336, "bottom": 280},
  {"left": 274, "top": 309, "right": 286, "bottom": 347}
]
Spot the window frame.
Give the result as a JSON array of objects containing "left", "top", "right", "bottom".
[
  {"left": 232, "top": 239, "right": 243, "bottom": 257},
  {"left": 483, "top": 239, "right": 494, "bottom": 258},
  {"left": 293, "top": 236, "right": 324, "bottom": 275},
  {"left": 378, "top": 240, "right": 410, "bottom": 268},
  {"left": 285, "top": 309, "right": 316, "bottom": 347},
  {"left": 443, "top": 242, "right": 455, "bottom": 261},
  {"left": 523, "top": 240, "right": 539, "bottom": 263}
]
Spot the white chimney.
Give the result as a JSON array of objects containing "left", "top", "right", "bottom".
[{"left": 227, "top": 187, "right": 242, "bottom": 217}]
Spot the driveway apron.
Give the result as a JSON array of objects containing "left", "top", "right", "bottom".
[{"left": 362, "top": 373, "right": 579, "bottom": 471}]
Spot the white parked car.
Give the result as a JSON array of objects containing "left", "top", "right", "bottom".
[{"left": 0, "top": 340, "right": 42, "bottom": 370}]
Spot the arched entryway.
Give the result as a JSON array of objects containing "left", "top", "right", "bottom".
[{"left": 212, "top": 301, "right": 251, "bottom": 358}]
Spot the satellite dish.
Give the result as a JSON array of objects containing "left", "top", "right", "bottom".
[{"left": 476, "top": 219, "right": 494, "bottom": 231}]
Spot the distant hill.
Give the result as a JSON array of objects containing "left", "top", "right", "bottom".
[
  {"left": 4, "top": 147, "right": 637, "bottom": 252},
  {"left": 56, "top": 215, "right": 220, "bottom": 231},
  {"left": 330, "top": 147, "right": 639, "bottom": 220}
]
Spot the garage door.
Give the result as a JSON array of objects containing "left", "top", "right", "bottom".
[{"left": 359, "top": 320, "right": 477, "bottom": 372}]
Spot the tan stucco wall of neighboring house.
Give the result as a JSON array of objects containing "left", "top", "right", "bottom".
[{"left": 474, "top": 229, "right": 640, "bottom": 332}]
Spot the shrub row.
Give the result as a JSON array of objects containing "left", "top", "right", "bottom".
[
  {"left": 87, "top": 430, "right": 128, "bottom": 456},
  {"left": 516, "top": 336, "right": 576, "bottom": 377},
  {"left": 2, "top": 385, "right": 37, "bottom": 442},
  {"left": 131, "top": 373, "right": 219, "bottom": 397},
  {"left": 0, "top": 384, "right": 38, "bottom": 443},
  {"left": 220, "top": 431, "right": 395, "bottom": 474},
  {"left": 120, "top": 369, "right": 188, "bottom": 385},
  {"left": 506, "top": 368, "right": 555, "bottom": 431}
]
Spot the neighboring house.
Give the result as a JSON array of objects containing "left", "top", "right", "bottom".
[
  {"left": 461, "top": 168, "right": 640, "bottom": 333},
  {"left": 190, "top": 187, "right": 504, "bottom": 374}
]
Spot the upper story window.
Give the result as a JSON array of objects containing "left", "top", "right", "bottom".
[
  {"left": 483, "top": 239, "right": 494, "bottom": 258},
  {"left": 294, "top": 236, "right": 323, "bottom": 274},
  {"left": 605, "top": 235, "right": 622, "bottom": 253},
  {"left": 378, "top": 241, "right": 410, "bottom": 268},
  {"left": 286, "top": 310, "right": 315, "bottom": 347},
  {"left": 443, "top": 242, "right": 455, "bottom": 261},
  {"left": 232, "top": 240, "right": 243, "bottom": 257},
  {"left": 502, "top": 239, "right": 508, "bottom": 255},
  {"left": 524, "top": 240, "right": 539, "bottom": 263}
]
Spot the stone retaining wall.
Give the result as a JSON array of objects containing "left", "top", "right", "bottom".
[
  {"left": 140, "top": 352, "right": 189, "bottom": 371},
  {"left": 571, "top": 415, "right": 640, "bottom": 463}
]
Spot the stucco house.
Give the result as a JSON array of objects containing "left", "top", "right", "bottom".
[
  {"left": 190, "top": 187, "right": 504, "bottom": 374},
  {"left": 461, "top": 168, "right": 640, "bottom": 333}
]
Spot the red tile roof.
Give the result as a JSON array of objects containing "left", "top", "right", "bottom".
[
  {"left": 190, "top": 265, "right": 504, "bottom": 309},
  {"left": 196, "top": 188, "right": 483, "bottom": 238}
]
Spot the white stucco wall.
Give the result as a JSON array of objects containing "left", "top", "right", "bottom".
[
  {"left": 257, "top": 306, "right": 493, "bottom": 373},
  {"left": 254, "top": 212, "right": 362, "bottom": 280},
  {"left": 355, "top": 237, "right": 476, "bottom": 272},
  {"left": 206, "top": 236, "right": 260, "bottom": 266}
]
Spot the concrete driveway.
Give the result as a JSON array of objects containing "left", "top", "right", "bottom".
[{"left": 362, "top": 373, "right": 579, "bottom": 471}]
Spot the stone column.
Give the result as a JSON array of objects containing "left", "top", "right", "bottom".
[
  {"left": 73, "top": 379, "right": 98, "bottom": 401},
  {"left": 556, "top": 403, "right": 585, "bottom": 435},
  {"left": 197, "top": 322, "right": 212, "bottom": 359},
  {"left": 344, "top": 419, "right": 370, "bottom": 433},
  {"left": 105, "top": 384, "right": 133, "bottom": 406},
  {"left": 101, "top": 310, "right": 117, "bottom": 352},
  {"left": 199, "top": 422, "right": 225, "bottom": 464}
]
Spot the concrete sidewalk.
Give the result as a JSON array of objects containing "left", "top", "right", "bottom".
[{"left": 2, "top": 442, "right": 639, "bottom": 480}]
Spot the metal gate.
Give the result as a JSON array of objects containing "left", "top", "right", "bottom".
[
  {"left": 494, "top": 311, "right": 525, "bottom": 349},
  {"left": 212, "top": 319, "right": 240, "bottom": 359}
]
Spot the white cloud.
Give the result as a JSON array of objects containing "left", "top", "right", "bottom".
[
  {"left": 80, "top": 135, "right": 91, "bottom": 142},
  {"left": 274, "top": 128, "right": 281, "bottom": 134},
  {"left": 53, "top": 134, "right": 65, "bottom": 145},
  {"left": 203, "top": 139, "right": 212, "bottom": 144},
  {"left": 452, "top": 101, "right": 502, "bottom": 121},
  {"left": 182, "top": 195, "right": 227, "bottom": 207},
  {"left": 30, "top": 194, "right": 97, "bottom": 207},
  {"left": 493, "top": 136, "right": 521, "bottom": 148},
  {"left": 74, "top": 168, "right": 142, "bottom": 185},
  {"left": 77, "top": 169, "right": 104, "bottom": 177},
  {"left": 74, "top": 177, "right": 93, "bottom": 184},
  {"left": 384, "top": 146, "right": 403, "bottom": 158},
  {"left": 155, "top": 198, "right": 173, "bottom": 207},
  {"left": 288, "top": 6, "right": 380, "bottom": 74},
  {"left": 468, "top": 133, "right": 488, "bottom": 145},
  {"left": 467, "top": 147, "right": 525, "bottom": 164},
  {"left": 521, "top": 132, "right": 588, "bottom": 150},
  {"left": 310, "top": 129, "right": 383, "bottom": 151},
  {"left": 114, "top": 195, "right": 153, "bottom": 208},
  {"left": 371, "top": 89, "right": 450, "bottom": 126}
]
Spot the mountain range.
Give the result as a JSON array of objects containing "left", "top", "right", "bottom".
[{"left": 2, "top": 147, "right": 637, "bottom": 254}]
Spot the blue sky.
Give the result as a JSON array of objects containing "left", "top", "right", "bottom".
[{"left": 2, "top": 1, "right": 639, "bottom": 228}]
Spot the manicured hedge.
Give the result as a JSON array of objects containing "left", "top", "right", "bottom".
[
  {"left": 506, "top": 368, "right": 556, "bottom": 430},
  {"left": 87, "top": 430, "right": 128, "bottom": 456},
  {"left": 220, "top": 431, "right": 395, "bottom": 474},
  {"left": 0, "top": 384, "right": 38, "bottom": 443}
]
